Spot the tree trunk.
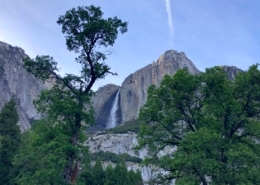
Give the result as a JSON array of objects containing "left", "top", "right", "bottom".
[{"left": 63, "top": 101, "right": 83, "bottom": 184}]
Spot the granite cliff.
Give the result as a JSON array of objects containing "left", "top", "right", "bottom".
[
  {"left": 0, "top": 41, "right": 53, "bottom": 131},
  {"left": 91, "top": 84, "right": 121, "bottom": 130},
  {"left": 91, "top": 50, "right": 201, "bottom": 128},
  {"left": 92, "top": 54, "right": 244, "bottom": 129},
  {"left": 119, "top": 50, "right": 200, "bottom": 123},
  {"left": 0, "top": 41, "right": 244, "bottom": 131}
]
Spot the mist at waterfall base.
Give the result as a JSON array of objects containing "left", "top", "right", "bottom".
[{"left": 106, "top": 89, "right": 121, "bottom": 129}]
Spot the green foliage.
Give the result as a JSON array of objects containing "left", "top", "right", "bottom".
[
  {"left": 76, "top": 159, "right": 143, "bottom": 185},
  {"left": 90, "top": 150, "right": 142, "bottom": 163},
  {"left": 76, "top": 163, "right": 93, "bottom": 185},
  {"left": 107, "top": 119, "right": 141, "bottom": 134},
  {"left": 110, "top": 160, "right": 130, "bottom": 185},
  {"left": 0, "top": 99, "right": 21, "bottom": 185},
  {"left": 22, "top": 5, "right": 128, "bottom": 183},
  {"left": 93, "top": 158, "right": 105, "bottom": 185},
  {"left": 104, "top": 164, "right": 114, "bottom": 185},
  {"left": 136, "top": 65, "right": 260, "bottom": 184},
  {"left": 13, "top": 119, "right": 87, "bottom": 185},
  {"left": 128, "top": 169, "right": 143, "bottom": 185}
]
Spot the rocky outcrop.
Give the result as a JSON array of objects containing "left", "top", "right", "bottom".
[
  {"left": 87, "top": 132, "right": 172, "bottom": 184},
  {"left": 0, "top": 41, "right": 53, "bottom": 131},
  {"left": 221, "top": 65, "right": 244, "bottom": 80},
  {"left": 119, "top": 50, "right": 201, "bottom": 123},
  {"left": 91, "top": 84, "right": 121, "bottom": 130}
]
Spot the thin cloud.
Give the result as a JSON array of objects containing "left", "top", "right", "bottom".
[{"left": 165, "top": 0, "right": 174, "bottom": 45}]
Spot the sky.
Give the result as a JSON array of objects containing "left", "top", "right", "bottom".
[{"left": 1, "top": 0, "right": 259, "bottom": 91}]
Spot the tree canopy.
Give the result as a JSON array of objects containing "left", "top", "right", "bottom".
[
  {"left": 136, "top": 65, "right": 260, "bottom": 185},
  {"left": 77, "top": 159, "right": 143, "bottom": 185},
  {"left": 0, "top": 98, "right": 21, "bottom": 185},
  {"left": 20, "top": 5, "right": 128, "bottom": 184}
]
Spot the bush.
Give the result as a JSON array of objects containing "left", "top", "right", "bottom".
[
  {"left": 90, "top": 151, "right": 142, "bottom": 163},
  {"left": 107, "top": 119, "right": 141, "bottom": 134}
]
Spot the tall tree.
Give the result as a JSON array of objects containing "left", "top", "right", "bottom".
[
  {"left": 22, "top": 5, "right": 128, "bottom": 184},
  {"left": 92, "top": 158, "right": 105, "bottom": 185},
  {"left": 111, "top": 159, "right": 130, "bottom": 185},
  {"left": 136, "top": 65, "right": 260, "bottom": 184},
  {"left": 104, "top": 164, "right": 114, "bottom": 185},
  {"left": 0, "top": 98, "right": 21, "bottom": 185}
]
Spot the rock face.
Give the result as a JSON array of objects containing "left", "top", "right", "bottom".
[
  {"left": 222, "top": 65, "right": 244, "bottom": 80},
  {"left": 0, "top": 41, "right": 245, "bottom": 131},
  {"left": 87, "top": 132, "right": 169, "bottom": 184},
  {"left": 92, "top": 53, "right": 245, "bottom": 128},
  {"left": 91, "top": 84, "right": 121, "bottom": 130},
  {"left": 119, "top": 50, "right": 201, "bottom": 123},
  {"left": 0, "top": 41, "right": 53, "bottom": 131}
]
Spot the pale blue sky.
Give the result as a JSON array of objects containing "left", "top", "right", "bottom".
[{"left": 1, "top": 0, "right": 259, "bottom": 90}]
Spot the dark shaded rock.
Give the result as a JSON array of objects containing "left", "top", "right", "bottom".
[
  {"left": 221, "top": 65, "right": 244, "bottom": 80},
  {"left": 91, "top": 84, "right": 120, "bottom": 130}
]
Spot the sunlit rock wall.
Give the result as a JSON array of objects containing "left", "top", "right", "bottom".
[{"left": 119, "top": 50, "right": 201, "bottom": 123}]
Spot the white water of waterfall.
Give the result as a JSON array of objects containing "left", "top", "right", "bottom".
[{"left": 106, "top": 89, "right": 121, "bottom": 129}]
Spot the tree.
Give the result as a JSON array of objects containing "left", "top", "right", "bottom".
[
  {"left": 14, "top": 119, "right": 78, "bottom": 185},
  {"left": 92, "top": 158, "right": 105, "bottom": 185},
  {"left": 75, "top": 162, "right": 94, "bottom": 185},
  {"left": 77, "top": 159, "right": 144, "bottom": 185},
  {"left": 0, "top": 98, "right": 21, "bottom": 185},
  {"left": 110, "top": 159, "right": 130, "bottom": 185},
  {"left": 22, "top": 5, "right": 128, "bottom": 184},
  {"left": 128, "top": 169, "right": 143, "bottom": 185},
  {"left": 136, "top": 65, "right": 260, "bottom": 184},
  {"left": 104, "top": 164, "right": 114, "bottom": 185}
]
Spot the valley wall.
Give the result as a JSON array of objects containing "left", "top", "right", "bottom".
[
  {"left": 119, "top": 50, "right": 201, "bottom": 123},
  {"left": 0, "top": 41, "right": 53, "bottom": 131}
]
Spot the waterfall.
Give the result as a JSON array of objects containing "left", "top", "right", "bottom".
[{"left": 106, "top": 89, "right": 120, "bottom": 129}]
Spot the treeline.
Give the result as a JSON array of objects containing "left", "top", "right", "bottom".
[
  {"left": 90, "top": 150, "right": 142, "bottom": 163},
  {"left": 77, "top": 158, "right": 143, "bottom": 185}
]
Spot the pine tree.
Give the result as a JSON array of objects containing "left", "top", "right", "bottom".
[
  {"left": 92, "top": 158, "right": 105, "bottom": 185},
  {"left": 76, "top": 163, "right": 94, "bottom": 185},
  {"left": 134, "top": 170, "right": 143, "bottom": 185},
  {"left": 111, "top": 160, "right": 130, "bottom": 185},
  {"left": 104, "top": 164, "right": 114, "bottom": 185},
  {"left": 0, "top": 98, "right": 21, "bottom": 185},
  {"left": 128, "top": 169, "right": 136, "bottom": 185},
  {"left": 128, "top": 169, "right": 143, "bottom": 185}
]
